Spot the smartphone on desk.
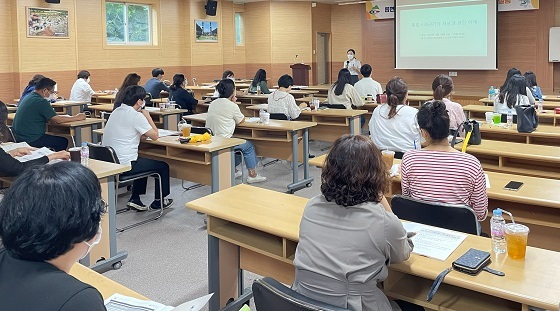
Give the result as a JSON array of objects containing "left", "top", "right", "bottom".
[{"left": 504, "top": 181, "right": 524, "bottom": 191}]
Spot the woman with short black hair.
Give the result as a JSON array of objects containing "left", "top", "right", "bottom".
[
  {"left": 293, "top": 134, "right": 413, "bottom": 311},
  {"left": 169, "top": 73, "right": 208, "bottom": 114},
  {"left": 0, "top": 161, "right": 106, "bottom": 310}
]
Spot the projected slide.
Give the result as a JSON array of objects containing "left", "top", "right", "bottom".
[
  {"left": 395, "top": 0, "right": 497, "bottom": 70},
  {"left": 400, "top": 5, "right": 487, "bottom": 57}
]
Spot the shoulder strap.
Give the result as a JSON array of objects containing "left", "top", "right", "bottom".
[{"left": 427, "top": 267, "right": 452, "bottom": 302}]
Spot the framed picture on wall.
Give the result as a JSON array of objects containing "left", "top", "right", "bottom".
[
  {"left": 27, "top": 7, "right": 69, "bottom": 38},
  {"left": 195, "top": 20, "right": 218, "bottom": 42}
]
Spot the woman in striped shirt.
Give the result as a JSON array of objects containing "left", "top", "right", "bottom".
[{"left": 400, "top": 100, "right": 488, "bottom": 221}]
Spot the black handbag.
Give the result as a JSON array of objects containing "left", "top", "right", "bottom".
[
  {"left": 451, "top": 120, "right": 481, "bottom": 149},
  {"left": 515, "top": 105, "right": 538, "bottom": 133}
]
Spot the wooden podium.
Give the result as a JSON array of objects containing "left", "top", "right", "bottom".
[{"left": 290, "top": 63, "right": 311, "bottom": 86}]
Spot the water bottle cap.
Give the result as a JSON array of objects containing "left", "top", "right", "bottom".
[
  {"left": 493, "top": 208, "right": 502, "bottom": 216},
  {"left": 82, "top": 142, "right": 87, "bottom": 146}
]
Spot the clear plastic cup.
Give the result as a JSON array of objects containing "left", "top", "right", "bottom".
[
  {"left": 504, "top": 223, "right": 530, "bottom": 260},
  {"left": 485, "top": 112, "right": 494, "bottom": 127},
  {"left": 381, "top": 150, "right": 395, "bottom": 171},
  {"left": 493, "top": 113, "right": 501, "bottom": 125}
]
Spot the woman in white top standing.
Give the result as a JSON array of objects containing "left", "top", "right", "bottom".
[
  {"left": 369, "top": 77, "right": 419, "bottom": 158},
  {"left": 267, "top": 74, "right": 308, "bottom": 120},
  {"left": 494, "top": 74, "right": 531, "bottom": 116},
  {"left": 343, "top": 49, "right": 361, "bottom": 85}
]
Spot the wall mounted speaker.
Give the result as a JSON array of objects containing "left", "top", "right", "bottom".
[
  {"left": 205, "top": 0, "right": 218, "bottom": 16},
  {"left": 45, "top": 0, "right": 61, "bottom": 3}
]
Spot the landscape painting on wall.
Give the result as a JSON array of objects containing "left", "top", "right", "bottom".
[{"left": 195, "top": 20, "right": 218, "bottom": 42}]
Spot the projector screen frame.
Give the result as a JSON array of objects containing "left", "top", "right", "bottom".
[{"left": 394, "top": 0, "right": 498, "bottom": 70}]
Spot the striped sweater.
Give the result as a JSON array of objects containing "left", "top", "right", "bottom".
[{"left": 400, "top": 149, "right": 488, "bottom": 221}]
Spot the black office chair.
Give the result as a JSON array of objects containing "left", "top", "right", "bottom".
[
  {"left": 391, "top": 195, "right": 480, "bottom": 235},
  {"left": 326, "top": 104, "right": 347, "bottom": 110},
  {"left": 270, "top": 113, "right": 289, "bottom": 120},
  {"left": 253, "top": 277, "right": 351, "bottom": 311},
  {"left": 87, "top": 143, "right": 165, "bottom": 232}
]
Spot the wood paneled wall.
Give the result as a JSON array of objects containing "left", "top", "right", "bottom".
[
  {"left": 311, "top": 3, "right": 331, "bottom": 84},
  {"left": 330, "top": 5, "right": 362, "bottom": 83}
]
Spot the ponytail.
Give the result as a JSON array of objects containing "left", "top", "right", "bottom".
[
  {"left": 433, "top": 85, "right": 445, "bottom": 100},
  {"left": 385, "top": 77, "right": 408, "bottom": 119},
  {"left": 387, "top": 94, "right": 399, "bottom": 119},
  {"left": 431, "top": 74, "right": 453, "bottom": 101}
]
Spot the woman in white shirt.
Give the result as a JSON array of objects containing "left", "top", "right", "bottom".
[
  {"left": 494, "top": 74, "right": 531, "bottom": 116},
  {"left": 206, "top": 79, "right": 266, "bottom": 184},
  {"left": 267, "top": 75, "right": 308, "bottom": 120},
  {"left": 343, "top": 49, "right": 361, "bottom": 85},
  {"left": 369, "top": 77, "right": 419, "bottom": 158},
  {"left": 327, "top": 69, "right": 364, "bottom": 110}
]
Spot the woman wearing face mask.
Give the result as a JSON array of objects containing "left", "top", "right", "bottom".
[
  {"left": 69, "top": 70, "right": 96, "bottom": 103},
  {"left": 169, "top": 74, "right": 209, "bottom": 115},
  {"left": 0, "top": 161, "right": 107, "bottom": 310},
  {"left": 343, "top": 49, "right": 361, "bottom": 85}
]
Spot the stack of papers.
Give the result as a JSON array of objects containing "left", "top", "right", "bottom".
[
  {"left": 402, "top": 222, "right": 467, "bottom": 261},
  {"left": 1, "top": 142, "right": 54, "bottom": 162},
  {"left": 104, "top": 293, "right": 213, "bottom": 311},
  {"left": 158, "top": 129, "right": 180, "bottom": 137}
]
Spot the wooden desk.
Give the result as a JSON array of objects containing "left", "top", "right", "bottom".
[
  {"left": 479, "top": 98, "right": 560, "bottom": 109},
  {"left": 187, "top": 86, "right": 218, "bottom": 99},
  {"left": 94, "top": 130, "right": 244, "bottom": 193},
  {"left": 186, "top": 184, "right": 560, "bottom": 311},
  {"left": 51, "top": 100, "right": 89, "bottom": 115},
  {"left": 183, "top": 113, "right": 317, "bottom": 192},
  {"left": 93, "top": 94, "right": 116, "bottom": 104},
  {"left": 245, "top": 104, "right": 367, "bottom": 142},
  {"left": 304, "top": 84, "right": 331, "bottom": 96},
  {"left": 88, "top": 104, "right": 187, "bottom": 131},
  {"left": 456, "top": 139, "right": 560, "bottom": 180},
  {"left": 463, "top": 105, "right": 557, "bottom": 126},
  {"left": 542, "top": 95, "right": 560, "bottom": 102},
  {"left": 310, "top": 155, "right": 560, "bottom": 253},
  {"left": 7, "top": 113, "right": 104, "bottom": 146},
  {"left": 478, "top": 123, "right": 560, "bottom": 146},
  {"left": 70, "top": 263, "right": 147, "bottom": 300},
  {"left": 408, "top": 90, "right": 433, "bottom": 96},
  {"left": 407, "top": 95, "right": 432, "bottom": 106},
  {"left": 83, "top": 159, "right": 131, "bottom": 272}
]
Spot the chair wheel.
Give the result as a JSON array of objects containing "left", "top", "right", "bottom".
[
  {"left": 112, "top": 261, "right": 122, "bottom": 270},
  {"left": 306, "top": 183, "right": 312, "bottom": 188}
]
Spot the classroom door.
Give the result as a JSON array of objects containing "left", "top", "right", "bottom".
[{"left": 316, "top": 33, "right": 329, "bottom": 84}]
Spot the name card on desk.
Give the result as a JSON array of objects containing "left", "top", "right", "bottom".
[{"left": 403, "top": 222, "right": 468, "bottom": 261}]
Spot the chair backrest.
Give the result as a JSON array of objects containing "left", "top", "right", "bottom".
[
  {"left": 252, "top": 277, "right": 351, "bottom": 311},
  {"left": 326, "top": 104, "right": 347, "bottom": 110},
  {"left": 391, "top": 195, "right": 480, "bottom": 235},
  {"left": 87, "top": 143, "right": 120, "bottom": 164},
  {"left": 269, "top": 113, "right": 289, "bottom": 120},
  {"left": 6, "top": 126, "right": 17, "bottom": 143},
  {"left": 190, "top": 127, "right": 213, "bottom": 135}
]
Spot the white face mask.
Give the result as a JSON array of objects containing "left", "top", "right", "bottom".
[
  {"left": 228, "top": 77, "right": 235, "bottom": 81},
  {"left": 347, "top": 54, "right": 354, "bottom": 60},
  {"left": 80, "top": 227, "right": 102, "bottom": 260},
  {"left": 136, "top": 100, "right": 146, "bottom": 111},
  {"left": 86, "top": 77, "right": 90, "bottom": 84}
]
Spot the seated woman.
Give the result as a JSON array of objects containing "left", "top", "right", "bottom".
[
  {"left": 494, "top": 74, "right": 531, "bottom": 116},
  {"left": 20, "top": 74, "right": 45, "bottom": 102},
  {"left": 327, "top": 68, "right": 364, "bottom": 110},
  {"left": 0, "top": 161, "right": 106, "bottom": 310},
  {"left": 114, "top": 73, "right": 141, "bottom": 110},
  {"left": 499, "top": 68, "right": 535, "bottom": 105},
  {"left": 169, "top": 74, "right": 208, "bottom": 115},
  {"left": 267, "top": 74, "right": 308, "bottom": 120},
  {"left": 0, "top": 100, "right": 69, "bottom": 177},
  {"left": 213, "top": 70, "right": 247, "bottom": 98},
  {"left": 369, "top": 77, "right": 419, "bottom": 159},
  {"left": 206, "top": 79, "right": 266, "bottom": 183},
  {"left": 248, "top": 69, "right": 271, "bottom": 94},
  {"left": 292, "top": 134, "right": 413, "bottom": 311},
  {"left": 432, "top": 74, "right": 466, "bottom": 133},
  {"left": 401, "top": 100, "right": 488, "bottom": 221},
  {"left": 524, "top": 71, "right": 543, "bottom": 101}
]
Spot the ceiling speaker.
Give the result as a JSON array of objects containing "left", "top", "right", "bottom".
[{"left": 45, "top": 0, "right": 61, "bottom": 3}]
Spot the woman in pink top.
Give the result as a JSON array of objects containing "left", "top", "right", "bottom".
[
  {"left": 431, "top": 74, "right": 466, "bottom": 133},
  {"left": 401, "top": 100, "right": 488, "bottom": 221}
]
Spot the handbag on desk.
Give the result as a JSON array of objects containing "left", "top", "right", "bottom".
[
  {"left": 515, "top": 105, "right": 538, "bottom": 133},
  {"left": 451, "top": 120, "right": 481, "bottom": 152}
]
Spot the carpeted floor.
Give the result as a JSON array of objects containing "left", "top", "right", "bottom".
[{"left": 102, "top": 140, "right": 331, "bottom": 309}]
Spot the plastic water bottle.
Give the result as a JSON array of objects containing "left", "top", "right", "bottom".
[
  {"left": 491, "top": 208, "right": 507, "bottom": 254},
  {"left": 488, "top": 86, "right": 495, "bottom": 100},
  {"left": 507, "top": 109, "right": 513, "bottom": 128},
  {"left": 537, "top": 100, "right": 544, "bottom": 113},
  {"left": 259, "top": 108, "right": 265, "bottom": 123},
  {"left": 256, "top": 85, "right": 261, "bottom": 95},
  {"left": 80, "top": 142, "right": 90, "bottom": 167}
]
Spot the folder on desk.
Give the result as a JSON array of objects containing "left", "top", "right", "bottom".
[{"left": 104, "top": 293, "right": 212, "bottom": 311}]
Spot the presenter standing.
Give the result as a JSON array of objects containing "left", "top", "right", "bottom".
[{"left": 344, "top": 49, "right": 361, "bottom": 85}]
